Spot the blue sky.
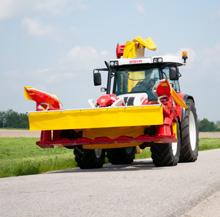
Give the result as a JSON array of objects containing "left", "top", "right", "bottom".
[{"left": 0, "top": 0, "right": 220, "bottom": 120}]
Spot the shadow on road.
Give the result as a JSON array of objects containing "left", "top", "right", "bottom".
[{"left": 50, "top": 159, "right": 164, "bottom": 174}]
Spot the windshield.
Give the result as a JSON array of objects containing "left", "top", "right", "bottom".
[{"left": 115, "top": 67, "right": 160, "bottom": 100}]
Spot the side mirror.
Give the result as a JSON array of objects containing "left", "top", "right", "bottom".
[
  {"left": 93, "top": 72, "right": 102, "bottom": 86},
  {"left": 169, "top": 67, "right": 179, "bottom": 80}
]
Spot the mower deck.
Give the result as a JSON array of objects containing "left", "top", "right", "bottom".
[{"left": 28, "top": 105, "right": 163, "bottom": 131}]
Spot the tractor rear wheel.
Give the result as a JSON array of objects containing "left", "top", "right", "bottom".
[
  {"left": 74, "top": 147, "right": 105, "bottom": 169},
  {"left": 106, "top": 147, "right": 136, "bottom": 165},
  {"left": 151, "top": 122, "right": 181, "bottom": 167},
  {"left": 179, "top": 99, "right": 199, "bottom": 162}
]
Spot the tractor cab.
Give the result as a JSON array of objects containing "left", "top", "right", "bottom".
[{"left": 93, "top": 56, "right": 183, "bottom": 106}]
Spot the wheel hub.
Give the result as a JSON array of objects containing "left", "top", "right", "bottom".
[{"left": 171, "top": 142, "right": 178, "bottom": 156}]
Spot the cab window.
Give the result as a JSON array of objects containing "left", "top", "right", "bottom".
[
  {"left": 161, "top": 67, "right": 180, "bottom": 92},
  {"left": 115, "top": 67, "right": 160, "bottom": 100}
]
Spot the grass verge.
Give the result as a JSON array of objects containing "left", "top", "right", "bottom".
[
  {"left": 0, "top": 138, "right": 220, "bottom": 178},
  {"left": 136, "top": 138, "right": 220, "bottom": 159},
  {"left": 198, "top": 138, "right": 220, "bottom": 151},
  {"left": 0, "top": 138, "right": 75, "bottom": 178}
]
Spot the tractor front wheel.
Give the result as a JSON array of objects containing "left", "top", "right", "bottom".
[
  {"left": 74, "top": 147, "right": 105, "bottom": 169},
  {"left": 151, "top": 122, "right": 181, "bottom": 167},
  {"left": 179, "top": 99, "right": 199, "bottom": 162},
  {"left": 106, "top": 147, "right": 136, "bottom": 165}
]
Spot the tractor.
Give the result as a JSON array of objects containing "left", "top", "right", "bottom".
[{"left": 24, "top": 36, "right": 198, "bottom": 169}]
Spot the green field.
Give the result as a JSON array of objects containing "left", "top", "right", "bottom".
[
  {"left": 0, "top": 138, "right": 75, "bottom": 178},
  {"left": 0, "top": 137, "right": 220, "bottom": 178}
]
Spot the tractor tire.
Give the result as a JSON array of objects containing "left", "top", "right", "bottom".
[
  {"left": 179, "top": 99, "right": 199, "bottom": 162},
  {"left": 151, "top": 122, "right": 181, "bottom": 167},
  {"left": 74, "top": 147, "right": 105, "bottom": 169},
  {"left": 106, "top": 147, "right": 136, "bottom": 165}
]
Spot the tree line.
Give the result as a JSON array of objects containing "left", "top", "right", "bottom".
[
  {"left": 0, "top": 110, "right": 28, "bottom": 129},
  {"left": 198, "top": 118, "right": 220, "bottom": 132},
  {"left": 0, "top": 109, "right": 219, "bottom": 131}
]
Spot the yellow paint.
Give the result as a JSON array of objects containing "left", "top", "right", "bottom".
[
  {"left": 123, "top": 41, "right": 136, "bottom": 58},
  {"left": 172, "top": 122, "right": 177, "bottom": 139},
  {"left": 24, "top": 86, "right": 33, "bottom": 100},
  {"left": 83, "top": 126, "right": 144, "bottom": 139},
  {"left": 83, "top": 143, "right": 140, "bottom": 150},
  {"left": 181, "top": 51, "right": 188, "bottom": 58},
  {"left": 127, "top": 71, "right": 145, "bottom": 92},
  {"left": 123, "top": 36, "right": 157, "bottom": 58},
  {"left": 135, "top": 36, "right": 157, "bottom": 51},
  {"left": 171, "top": 89, "right": 187, "bottom": 109},
  {"left": 28, "top": 105, "right": 163, "bottom": 131}
]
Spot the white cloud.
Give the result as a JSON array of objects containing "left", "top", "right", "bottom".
[
  {"left": 0, "top": 0, "right": 20, "bottom": 20},
  {"left": 136, "top": 2, "right": 145, "bottom": 14},
  {"left": 28, "top": 68, "right": 76, "bottom": 85},
  {"left": 0, "top": 0, "right": 87, "bottom": 20},
  {"left": 36, "top": 0, "right": 87, "bottom": 15},
  {"left": 210, "top": 8, "right": 220, "bottom": 20},
  {"left": 35, "top": 0, "right": 69, "bottom": 14},
  {"left": 61, "top": 46, "right": 110, "bottom": 71},
  {"left": 199, "top": 44, "right": 220, "bottom": 68},
  {"left": 22, "top": 18, "right": 58, "bottom": 38}
]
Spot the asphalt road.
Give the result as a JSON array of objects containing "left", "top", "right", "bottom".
[
  {"left": 0, "top": 129, "right": 40, "bottom": 137},
  {"left": 0, "top": 149, "right": 220, "bottom": 217}
]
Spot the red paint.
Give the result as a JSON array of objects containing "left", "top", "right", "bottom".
[
  {"left": 116, "top": 44, "right": 125, "bottom": 59},
  {"left": 96, "top": 94, "right": 118, "bottom": 107},
  {"left": 129, "top": 59, "right": 143, "bottom": 64},
  {"left": 156, "top": 80, "right": 171, "bottom": 97},
  {"left": 25, "top": 87, "right": 62, "bottom": 111},
  {"left": 142, "top": 99, "right": 159, "bottom": 105},
  {"left": 37, "top": 129, "right": 177, "bottom": 148}
]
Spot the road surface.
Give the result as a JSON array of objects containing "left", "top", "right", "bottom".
[
  {"left": 0, "top": 129, "right": 40, "bottom": 137},
  {"left": 0, "top": 149, "right": 220, "bottom": 217}
]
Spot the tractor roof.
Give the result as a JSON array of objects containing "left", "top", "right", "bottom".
[{"left": 109, "top": 55, "right": 184, "bottom": 68}]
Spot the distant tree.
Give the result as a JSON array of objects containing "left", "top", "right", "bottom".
[
  {"left": 0, "top": 111, "right": 6, "bottom": 128},
  {"left": 198, "top": 118, "right": 217, "bottom": 132},
  {"left": 0, "top": 110, "right": 28, "bottom": 129},
  {"left": 216, "top": 121, "right": 220, "bottom": 131}
]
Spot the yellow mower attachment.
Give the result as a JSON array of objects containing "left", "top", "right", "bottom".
[{"left": 28, "top": 105, "right": 163, "bottom": 131}]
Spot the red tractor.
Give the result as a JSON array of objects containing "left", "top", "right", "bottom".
[{"left": 25, "top": 37, "right": 198, "bottom": 169}]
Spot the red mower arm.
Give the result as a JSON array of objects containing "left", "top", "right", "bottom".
[{"left": 24, "top": 86, "right": 62, "bottom": 111}]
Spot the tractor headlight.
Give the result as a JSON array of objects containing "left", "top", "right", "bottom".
[
  {"left": 153, "top": 57, "right": 163, "bottom": 63},
  {"left": 110, "top": 60, "right": 119, "bottom": 67}
]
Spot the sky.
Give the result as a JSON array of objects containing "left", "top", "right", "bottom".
[{"left": 0, "top": 0, "right": 220, "bottom": 121}]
